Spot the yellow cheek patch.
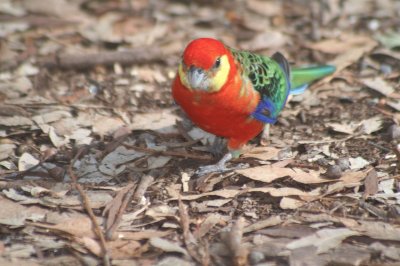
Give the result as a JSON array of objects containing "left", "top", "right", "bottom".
[
  {"left": 210, "top": 55, "right": 230, "bottom": 92},
  {"left": 178, "top": 63, "right": 192, "bottom": 90}
]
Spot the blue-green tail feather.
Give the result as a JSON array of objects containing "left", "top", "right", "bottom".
[{"left": 290, "top": 65, "right": 336, "bottom": 94}]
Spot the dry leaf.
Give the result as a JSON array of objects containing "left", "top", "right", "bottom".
[
  {"left": 18, "top": 153, "right": 40, "bottom": 171},
  {"left": 361, "top": 77, "right": 394, "bottom": 97},
  {"left": 363, "top": 169, "right": 379, "bottom": 198},
  {"left": 286, "top": 228, "right": 359, "bottom": 254},
  {"left": 243, "top": 216, "right": 282, "bottom": 233},
  {"left": 361, "top": 116, "right": 383, "bottom": 135},
  {"left": 116, "top": 230, "right": 172, "bottom": 241},
  {"left": 0, "top": 116, "right": 33, "bottom": 126},
  {"left": 246, "top": 0, "right": 282, "bottom": 17},
  {"left": 181, "top": 172, "right": 190, "bottom": 193},
  {"left": 306, "top": 35, "right": 374, "bottom": 54},
  {"left": 129, "top": 109, "right": 179, "bottom": 134},
  {"left": 176, "top": 189, "right": 240, "bottom": 201},
  {"left": 327, "top": 122, "right": 357, "bottom": 135},
  {"left": 99, "top": 146, "right": 145, "bottom": 176},
  {"left": 34, "top": 215, "right": 98, "bottom": 238},
  {"left": 0, "top": 143, "right": 16, "bottom": 161},
  {"left": 92, "top": 116, "right": 125, "bottom": 136},
  {"left": 147, "top": 156, "right": 171, "bottom": 169},
  {"left": 149, "top": 237, "right": 188, "bottom": 257},
  {"left": 242, "top": 146, "right": 281, "bottom": 161},
  {"left": 241, "top": 31, "right": 288, "bottom": 51},
  {"left": 248, "top": 187, "right": 320, "bottom": 197},
  {"left": 236, "top": 165, "right": 326, "bottom": 184},
  {"left": 280, "top": 197, "right": 304, "bottom": 209},
  {"left": 0, "top": 196, "right": 47, "bottom": 226},
  {"left": 352, "top": 221, "right": 400, "bottom": 241},
  {"left": 326, "top": 37, "right": 377, "bottom": 79},
  {"left": 349, "top": 157, "right": 370, "bottom": 170},
  {"left": 198, "top": 213, "right": 229, "bottom": 238}
]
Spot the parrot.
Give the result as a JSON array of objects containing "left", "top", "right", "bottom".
[{"left": 172, "top": 38, "right": 335, "bottom": 175}]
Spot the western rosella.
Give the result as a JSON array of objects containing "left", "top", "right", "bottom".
[{"left": 172, "top": 38, "right": 335, "bottom": 175}]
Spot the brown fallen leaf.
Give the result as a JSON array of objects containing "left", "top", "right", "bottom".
[
  {"left": 103, "top": 184, "right": 136, "bottom": 239},
  {"left": 241, "top": 146, "right": 281, "bottom": 161},
  {"left": 286, "top": 228, "right": 360, "bottom": 254},
  {"left": 361, "top": 77, "right": 395, "bottom": 97},
  {"left": 246, "top": 0, "right": 282, "bottom": 17},
  {"left": 149, "top": 237, "right": 189, "bottom": 257},
  {"left": 116, "top": 230, "right": 173, "bottom": 241},
  {"left": 107, "top": 239, "right": 144, "bottom": 259},
  {"left": 18, "top": 152, "right": 40, "bottom": 171},
  {"left": 306, "top": 34, "right": 374, "bottom": 54},
  {"left": 350, "top": 221, "right": 400, "bottom": 241},
  {"left": 0, "top": 196, "right": 47, "bottom": 226},
  {"left": 0, "top": 116, "right": 33, "bottom": 126},
  {"left": 280, "top": 197, "right": 304, "bottom": 209},
  {"left": 327, "top": 122, "right": 358, "bottom": 135},
  {"left": 236, "top": 165, "right": 326, "bottom": 184},
  {"left": 129, "top": 109, "right": 180, "bottom": 134},
  {"left": 240, "top": 30, "right": 288, "bottom": 51},
  {"left": 247, "top": 187, "right": 320, "bottom": 197},
  {"left": 363, "top": 169, "right": 379, "bottom": 199},
  {"left": 243, "top": 216, "right": 282, "bottom": 233},
  {"left": 198, "top": 213, "right": 230, "bottom": 238},
  {"left": 174, "top": 189, "right": 240, "bottom": 201},
  {"left": 324, "top": 36, "right": 377, "bottom": 82},
  {"left": 222, "top": 217, "right": 248, "bottom": 266}
]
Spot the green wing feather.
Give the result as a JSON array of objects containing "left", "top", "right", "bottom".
[
  {"left": 229, "top": 47, "right": 336, "bottom": 124},
  {"left": 229, "top": 48, "right": 289, "bottom": 122}
]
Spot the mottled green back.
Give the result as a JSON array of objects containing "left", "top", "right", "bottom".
[{"left": 229, "top": 48, "right": 290, "bottom": 119}]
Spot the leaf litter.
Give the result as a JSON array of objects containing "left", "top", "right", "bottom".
[{"left": 0, "top": 0, "right": 400, "bottom": 265}]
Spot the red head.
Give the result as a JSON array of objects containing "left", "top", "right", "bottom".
[{"left": 178, "top": 38, "right": 234, "bottom": 92}]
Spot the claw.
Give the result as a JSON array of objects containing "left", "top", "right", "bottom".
[{"left": 195, "top": 153, "right": 249, "bottom": 176}]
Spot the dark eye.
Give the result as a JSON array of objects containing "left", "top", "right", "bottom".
[{"left": 214, "top": 57, "right": 221, "bottom": 68}]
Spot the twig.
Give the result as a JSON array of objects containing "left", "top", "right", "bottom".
[
  {"left": 133, "top": 174, "right": 154, "bottom": 202},
  {"left": 288, "top": 162, "right": 320, "bottom": 170},
  {"left": 243, "top": 216, "right": 283, "bottom": 234},
  {"left": 225, "top": 217, "right": 248, "bottom": 266},
  {"left": 68, "top": 147, "right": 110, "bottom": 266},
  {"left": 0, "top": 150, "right": 58, "bottom": 179},
  {"left": 122, "top": 143, "right": 212, "bottom": 160},
  {"left": 105, "top": 174, "right": 154, "bottom": 240},
  {"left": 359, "top": 200, "right": 387, "bottom": 219},
  {"left": 367, "top": 141, "right": 391, "bottom": 152},
  {"left": 104, "top": 183, "right": 136, "bottom": 240},
  {"left": 178, "top": 197, "right": 204, "bottom": 264},
  {"left": 40, "top": 47, "right": 164, "bottom": 70},
  {"left": 393, "top": 144, "right": 400, "bottom": 173}
]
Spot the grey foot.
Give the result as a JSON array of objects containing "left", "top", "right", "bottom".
[
  {"left": 195, "top": 152, "right": 249, "bottom": 176},
  {"left": 261, "top": 124, "right": 270, "bottom": 142},
  {"left": 196, "top": 161, "right": 249, "bottom": 176}
]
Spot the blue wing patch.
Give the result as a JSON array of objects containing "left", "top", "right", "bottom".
[{"left": 251, "top": 98, "right": 278, "bottom": 124}]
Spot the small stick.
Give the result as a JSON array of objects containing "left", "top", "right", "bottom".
[
  {"left": 122, "top": 143, "right": 212, "bottom": 160},
  {"left": 68, "top": 147, "right": 110, "bottom": 266},
  {"left": 133, "top": 174, "right": 154, "bottom": 202},
  {"left": 40, "top": 47, "right": 164, "bottom": 70},
  {"left": 105, "top": 184, "right": 135, "bottom": 240}
]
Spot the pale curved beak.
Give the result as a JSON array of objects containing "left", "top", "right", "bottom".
[{"left": 187, "top": 66, "right": 208, "bottom": 90}]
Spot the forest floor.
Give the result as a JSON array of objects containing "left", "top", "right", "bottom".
[{"left": 0, "top": 0, "right": 400, "bottom": 265}]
